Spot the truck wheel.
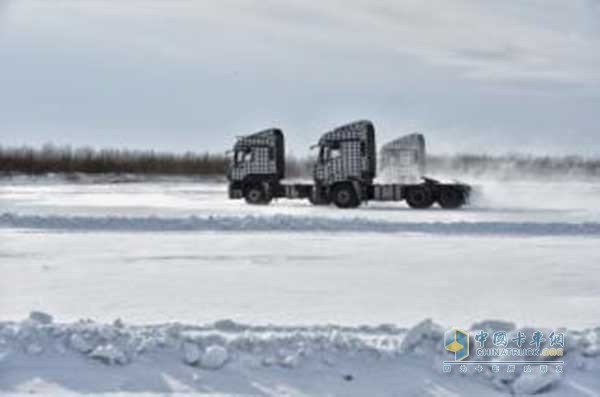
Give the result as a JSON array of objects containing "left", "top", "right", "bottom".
[
  {"left": 331, "top": 184, "right": 360, "bottom": 209},
  {"left": 406, "top": 186, "right": 434, "bottom": 209},
  {"left": 244, "top": 185, "right": 272, "bottom": 205},
  {"left": 438, "top": 187, "right": 465, "bottom": 209},
  {"left": 308, "top": 190, "right": 331, "bottom": 206}
]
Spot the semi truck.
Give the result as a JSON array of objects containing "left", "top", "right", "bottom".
[{"left": 227, "top": 120, "right": 471, "bottom": 209}]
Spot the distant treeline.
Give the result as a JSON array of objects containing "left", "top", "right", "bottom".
[
  {"left": 0, "top": 144, "right": 227, "bottom": 175},
  {"left": 428, "top": 153, "right": 600, "bottom": 180},
  {"left": 1, "top": 144, "right": 600, "bottom": 180}
]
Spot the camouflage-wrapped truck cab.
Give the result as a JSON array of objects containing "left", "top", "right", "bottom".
[
  {"left": 227, "top": 129, "right": 311, "bottom": 204},
  {"left": 227, "top": 129, "right": 285, "bottom": 204},
  {"left": 311, "top": 120, "right": 376, "bottom": 208}
]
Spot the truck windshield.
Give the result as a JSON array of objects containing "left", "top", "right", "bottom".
[
  {"left": 234, "top": 149, "right": 253, "bottom": 164},
  {"left": 319, "top": 144, "right": 341, "bottom": 163}
]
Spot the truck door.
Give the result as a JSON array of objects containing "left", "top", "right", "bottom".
[{"left": 321, "top": 142, "right": 342, "bottom": 183}]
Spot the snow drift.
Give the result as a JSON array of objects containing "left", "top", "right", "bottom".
[
  {"left": 1, "top": 312, "right": 599, "bottom": 396},
  {"left": 1, "top": 212, "right": 600, "bottom": 236}
]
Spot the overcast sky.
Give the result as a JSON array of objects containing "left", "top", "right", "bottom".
[{"left": 1, "top": 0, "right": 599, "bottom": 155}]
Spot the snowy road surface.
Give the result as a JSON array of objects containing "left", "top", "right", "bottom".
[
  {"left": 1, "top": 177, "right": 600, "bottom": 395},
  {"left": 2, "top": 231, "right": 600, "bottom": 328}
]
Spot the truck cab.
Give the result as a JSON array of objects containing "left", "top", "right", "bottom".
[
  {"left": 312, "top": 120, "right": 377, "bottom": 207},
  {"left": 379, "top": 133, "right": 426, "bottom": 183},
  {"left": 227, "top": 128, "right": 285, "bottom": 204}
]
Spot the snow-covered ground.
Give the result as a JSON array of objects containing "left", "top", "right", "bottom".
[{"left": 1, "top": 176, "right": 600, "bottom": 396}]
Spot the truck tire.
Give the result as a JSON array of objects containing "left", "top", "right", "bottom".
[
  {"left": 438, "top": 187, "right": 465, "bottom": 209},
  {"left": 331, "top": 184, "right": 360, "bottom": 209},
  {"left": 309, "top": 188, "right": 331, "bottom": 206},
  {"left": 244, "top": 185, "right": 272, "bottom": 205},
  {"left": 406, "top": 185, "right": 434, "bottom": 209}
]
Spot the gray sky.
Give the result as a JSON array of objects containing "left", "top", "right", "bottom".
[{"left": 1, "top": 0, "right": 600, "bottom": 155}]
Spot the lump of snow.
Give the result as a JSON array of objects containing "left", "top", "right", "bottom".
[
  {"left": 89, "top": 344, "right": 128, "bottom": 365},
  {"left": 200, "top": 345, "right": 229, "bottom": 370},
  {"left": 579, "top": 329, "right": 600, "bottom": 357},
  {"left": 581, "top": 344, "right": 600, "bottom": 358},
  {"left": 29, "top": 311, "right": 53, "bottom": 325},
  {"left": 279, "top": 352, "right": 301, "bottom": 369},
  {"left": 400, "top": 319, "right": 444, "bottom": 354},
  {"left": 26, "top": 343, "right": 44, "bottom": 356},
  {"left": 97, "top": 326, "right": 117, "bottom": 341},
  {"left": 134, "top": 336, "right": 155, "bottom": 354},
  {"left": 261, "top": 356, "right": 276, "bottom": 367},
  {"left": 69, "top": 333, "right": 94, "bottom": 354},
  {"left": 182, "top": 342, "right": 201, "bottom": 365},
  {"left": 512, "top": 372, "right": 560, "bottom": 395},
  {"left": 214, "top": 319, "right": 242, "bottom": 332}
]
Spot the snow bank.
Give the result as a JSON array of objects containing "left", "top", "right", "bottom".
[
  {"left": 1, "top": 312, "right": 598, "bottom": 396},
  {"left": 2, "top": 212, "right": 600, "bottom": 236}
]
